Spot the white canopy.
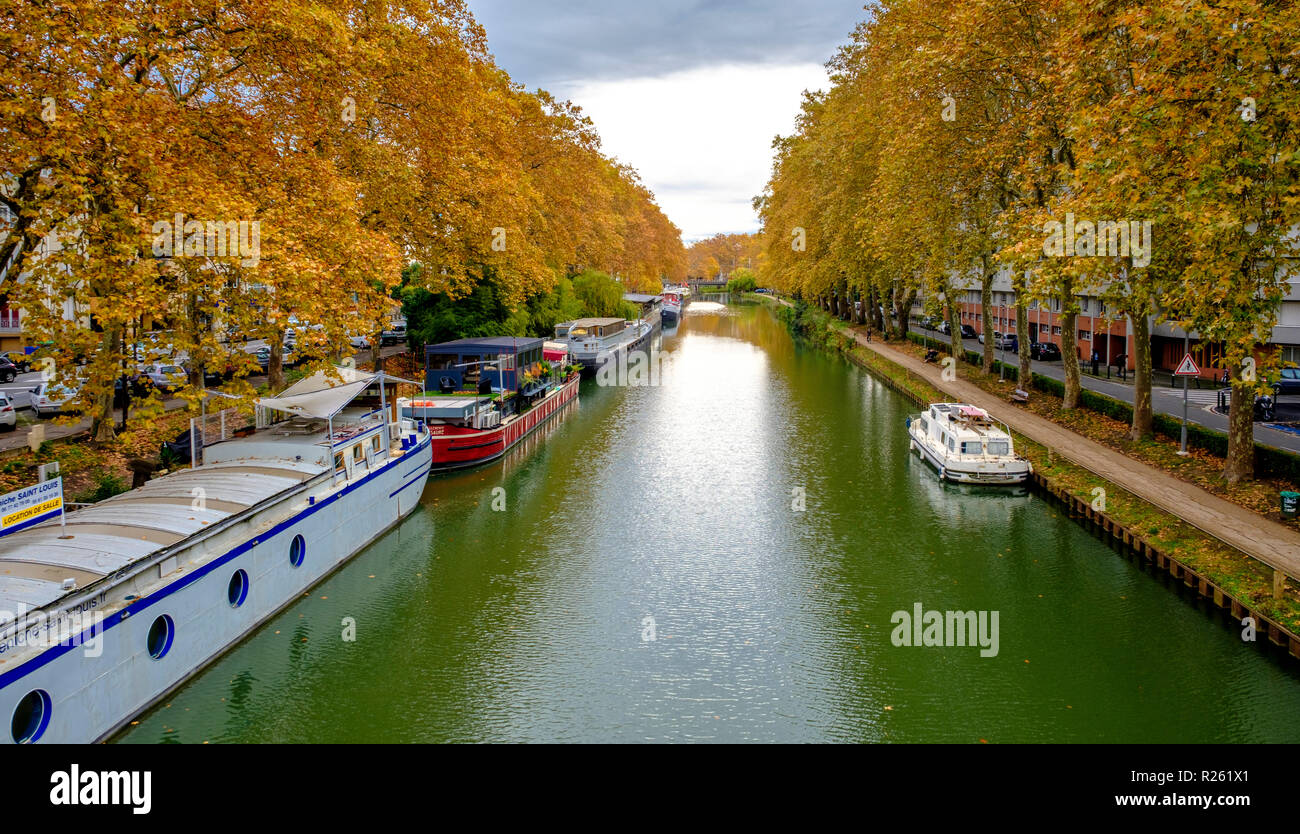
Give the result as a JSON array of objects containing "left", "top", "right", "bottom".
[{"left": 256, "top": 366, "right": 420, "bottom": 420}]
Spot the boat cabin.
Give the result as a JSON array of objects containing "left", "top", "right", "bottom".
[
  {"left": 917, "top": 403, "right": 1013, "bottom": 458},
  {"left": 424, "top": 336, "right": 546, "bottom": 395}
]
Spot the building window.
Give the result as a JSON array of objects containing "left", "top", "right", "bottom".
[
  {"left": 1052, "top": 326, "right": 1063, "bottom": 336},
  {"left": 147, "top": 615, "right": 175, "bottom": 660},
  {"left": 1281, "top": 345, "right": 1300, "bottom": 367},
  {"left": 1052, "top": 298, "right": 1061, "bottom": 312},
  {"left": 228, "top": 569, "right": 249, "bottom": 608},
  {"left": 290, "top": 534, "right": 306, "bottom": 568},
  {"left": 1081, "top": 298, "right": 1089, "bottom": 312},
  {"left": 1079, "top": 330, "right": 1092, "bottom": 342},
  {"left": 10, "top": 690, "right": 51, "bottom": 744}
]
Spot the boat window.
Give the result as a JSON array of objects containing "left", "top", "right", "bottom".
[
  {"left": 961, "top": 441, "right": 982, "bottom": 455},
  {"left": 987, "top": 440, "right": 1010, "bottom": 456},
  {"left": 289, "top": 534, "right": 306, "bottom": 568},
  {"left": 372, "top": 436, "right": 381, "bottom": 455},
  {"left": 352, "top": 443, "right": 363, "bottom": 462},
  {"left": 10, "top": 690, "right": 50, "bottom": 744},
  {"left": 920, "top": 417, "right": 929, "bottom": 432},
  {"left": 147, "top": 615, "right": 175, "bottom": 660},
  {"left": 228, "top": 569, "right": 249, "bottom": 607},
  {"left": 947, "top": 435, "right": 955, "bottom": 451},
  {"left": 334, "top": 453, "right": 344, "bottom": 473}
]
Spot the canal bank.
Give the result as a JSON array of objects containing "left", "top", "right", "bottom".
[
  {"left": 114, "top": 302, "right": 1300, "bottom": 742},
  {"left": 762, "top": 295, "right": 1300, "bottom": 661}
]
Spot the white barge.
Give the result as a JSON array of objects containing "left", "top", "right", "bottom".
[
  {"left": 0, "top": 367, "right": 431, "bottom": 743},
  {"left": 907, "top": 402, "right": 1031, "bottom": 485}
]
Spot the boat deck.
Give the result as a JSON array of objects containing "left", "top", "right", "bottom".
[{"left": 0, "top": 457, "right": 325, "bottom": 622}]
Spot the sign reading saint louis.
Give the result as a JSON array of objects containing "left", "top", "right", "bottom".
[{"left": 0, "top": 477, "right": 65, "bottom": 537}]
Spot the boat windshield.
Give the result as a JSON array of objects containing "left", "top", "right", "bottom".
[{"left": 987, "top": 440, "right": 1010, "bottom": 456}]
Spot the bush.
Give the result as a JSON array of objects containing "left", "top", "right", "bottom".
[{"left": 75, "top": 472, "right": 128, "bottom": 504}]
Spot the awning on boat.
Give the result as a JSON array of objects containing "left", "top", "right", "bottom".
[{"left": 258, "top": 366, "right": 422, "bottom": 419}]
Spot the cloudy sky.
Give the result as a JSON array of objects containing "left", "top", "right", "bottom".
[{"left": 467, "top": 1, "right": 869, "bottom": 241}]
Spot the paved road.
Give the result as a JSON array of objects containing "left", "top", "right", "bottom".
[
  {"left": 862, "top": 328, "right": 1300, "bottom": 579},
  {"left": 919, "top": 327, "right": 1300, "bottom": 455}
]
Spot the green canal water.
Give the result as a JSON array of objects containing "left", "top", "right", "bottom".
[{"left": 116, "top": 301, "right": 1300, "bottom": 743}]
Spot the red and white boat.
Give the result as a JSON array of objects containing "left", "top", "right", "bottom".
[{"left": 400, "top": 336, "right": 580, "bottom": 470}]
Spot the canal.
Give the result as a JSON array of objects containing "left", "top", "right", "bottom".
[{"left": 116, "top": 300, "right": 1300, "bottom": 743}]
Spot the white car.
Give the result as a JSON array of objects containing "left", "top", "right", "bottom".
[
  {"left": 31, "top": 381, "right": 80, "bottom": 417},
  {"left": 138, "top": 363, "right": 187, "bottom": 392},
  {"left": 349, "top": 334, "right": 371, "bottom": 350},
  {"left": 0, "top": 393, "right": 15, "bottom": 431}
]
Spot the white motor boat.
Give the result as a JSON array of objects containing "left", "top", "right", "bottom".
[{"left": 907, "top": 402, "right": 1032, "bottom": 485}]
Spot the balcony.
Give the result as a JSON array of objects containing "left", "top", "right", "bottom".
[{"left": 0, "top": 312, "right": 19, "bottom": 335}]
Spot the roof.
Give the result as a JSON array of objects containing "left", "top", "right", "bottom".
[
  {"left": 623, "top": 293, "right": 662, "bottom": 303},
  {"left": 0, "top": 459, "right": 324, "bottom": 620},
  {"left": 425, "top": 336, "right": 546, "bottom": 354},
  {"left": 569, "top": 318, "right": 624, "bottom": 327}
]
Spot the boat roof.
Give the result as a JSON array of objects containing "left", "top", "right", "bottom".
[
  {"left": 569, "top": 318, "right": 625, "bottom": 327},
  {"left": 0, "top": 459, "right": 325, "bottom": 621},
  {"left": 623, "top": 293, "right": 662, "bottom": 303},
  {"left": 425, "top": 336, "right": 546, "bottom": 354}
]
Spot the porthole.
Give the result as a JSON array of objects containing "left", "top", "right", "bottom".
[
  {"left": 147, "top": 615, "right": 174, "bottom": 660},
  {"left": 227, "top": 569, "right": 249, "bottom": 608},
  {"left": 289, "top": 534, "right": 305, "bottom": 568},
  {"left": 11, "top": 689, "right": 51, "bottom": 744}
]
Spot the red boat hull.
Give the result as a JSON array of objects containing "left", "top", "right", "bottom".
[{"left": 426, "top": 375, "right": 580, "bottom": 470}]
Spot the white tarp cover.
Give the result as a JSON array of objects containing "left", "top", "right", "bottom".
[
  {"left": 257, "top": 378, "right": 372, "bottom": 419},
  {"left": 276, "top": 366, "right": 376, "bottom": 398}
]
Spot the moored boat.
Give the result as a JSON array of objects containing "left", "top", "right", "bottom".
[
  {"left": 0, "top": 367, "right": 431, "bottom": 743},
  {"left": 408, "top": 336, "right": 581, "bottom": 470},
  {"left": 554, "top": 317, "right": 654, "bottom": 377},
  {"left": 906, "top": 402, "right": 1031, "bottom": 485}
]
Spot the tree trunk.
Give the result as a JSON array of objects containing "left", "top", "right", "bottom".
[
  {"left": 1129, "top": 310, "right": 1153, "bottom": 440},
  {"left": 1061, "top": 304, "right": 1080, "bottom": 409},
  {"left": 871, "top": 287, "right": 885, "bottom": 333},
  {"left": 268, "top": 330, "right": 285, "bottom": 391},
  {"left": 1016, "top": 293, "right": 1030, "bottom": 386},
  {"left": 1224, "top": 368, "right": 1256, "bottom": 483},
  {"left": 91, "top": 326, "right": 121, "bottom": 442},
  {"left": 948, "top": 296, "right": 962, "bottom": 360},
  {"left": 981, "top": 259, "right": 994, "bottom": 373}
]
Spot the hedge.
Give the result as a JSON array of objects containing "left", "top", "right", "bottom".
[{"left": 903, "top": 330, "right": 1300, "bottom": 481}]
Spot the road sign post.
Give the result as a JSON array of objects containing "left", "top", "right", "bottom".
[{"left": 1173, "top": 345, "right": 1200, "bottom": 456}]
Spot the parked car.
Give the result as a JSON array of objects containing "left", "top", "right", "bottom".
[
  {"left": 1272, "top": 368, "right": 1300, "bottom": 398},
  {"left": 1030, "top": 342, "right": 1063, "bottom": 361},
  {"left": 255, "top": 345, "right": 296, "bottom": 369},
  {"left": 992, "top": 332, "right": 1018, "bottom": 352},
  {"left": 0, "top": 393, "right": 15, "bottom": 431},
  {"left": 380, "top": 324, "right": 407, "bottom": 346},
  {"left": 349, "top": 334, "right": 371, "bottom": 350},
  {"left": 31, "top": 381, "right": 80, "bottom": 417},
  {"left": 937, "top": 321, "right": 951, "bottom": 335},
  {"left": 0, "top": 356, "right": 18, "bottom": 383},
  {"left": 960, "top": 324, "right": 977, "bottom": 339},
  {"left": 137, "top": 363, "right": 187, "bottom": 393}
]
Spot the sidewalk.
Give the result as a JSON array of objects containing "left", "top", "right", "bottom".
[{"left": 854, "top": 329, "right": 1300, "bottom": 578}]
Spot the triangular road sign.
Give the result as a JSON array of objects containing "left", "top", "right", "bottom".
[{"left": 1174, "top": 354, "right": 1200, "bottom": 376}]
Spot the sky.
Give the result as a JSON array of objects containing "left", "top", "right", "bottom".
[{"left": 467, "top": 0, "right": 869, "bottom": 242}]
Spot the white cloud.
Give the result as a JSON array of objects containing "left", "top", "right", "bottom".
[{"left": 556, "top": 62, "right": 829, "bottom": 242}]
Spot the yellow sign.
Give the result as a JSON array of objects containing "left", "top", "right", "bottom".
[{"left": 2, "top": 496, "right": 62, "bottom": 528}]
